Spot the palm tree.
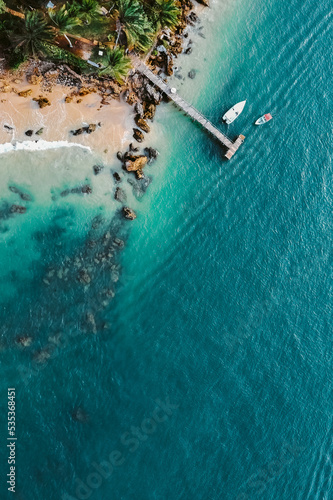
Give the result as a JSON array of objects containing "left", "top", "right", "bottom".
[
  {"left": 97, "top": 46, "right": 132, "bottom": 82},
  {"left": 154, "top": 0, "right": 180, "bottom": 30},
  {"left": 114, "top": 0, "right": 153, "bottom": 51},
  {"left": 11, "top": 11, "right": 55, "bottom": 57},
  {"left": 74, "top": 0, "right": 101, "bottom": 25},
  {"left": 48, "top": 4, "right": 81, "bottom": 48}
]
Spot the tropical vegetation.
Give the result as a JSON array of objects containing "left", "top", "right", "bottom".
[{"left": 0, "top": 0, "right": 182, "bottom": 79}]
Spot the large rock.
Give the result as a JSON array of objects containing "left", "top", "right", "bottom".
[
  {"left": 125, "top": 155, "right": 148, "bottom": 172},
  {"left": 143, "top": 103, "right": 156, "bottom": 120},
  {"left": 135, "top": 116, "right": 150, "bottom": 133},
  {"left": 123, "top": 207, "right": 137, "bottom": 220},
  {"left": 196, "top": 0, "right": 209, "bottom": 5}
]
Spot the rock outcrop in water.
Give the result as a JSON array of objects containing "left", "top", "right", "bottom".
[
  {"left": 135, "top": 115, "right": 151, "bottom": 133},
  {"left": 123, "top": 207, "right": 137, "bottom": 220},
  {"left": 133, "top": 128, "right": 144, "bottom": 142},
  {"left": 125, "top": 155, "right": 148, "bottom": 172}
]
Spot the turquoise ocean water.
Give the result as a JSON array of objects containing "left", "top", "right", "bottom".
[{"left": 1, "top": 0, "right": 333, "bottom": 498}]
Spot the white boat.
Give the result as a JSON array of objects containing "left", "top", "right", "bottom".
[
  {"left": 222, "top": 100, "right": 246, "bottom": 124},
  {"left": 255, "top": 113, "right": 273, "bottom": 125}
]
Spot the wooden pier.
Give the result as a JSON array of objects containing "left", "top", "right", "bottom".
[{"left": 133, "top": 60, "right": 244, "bottom": 160}]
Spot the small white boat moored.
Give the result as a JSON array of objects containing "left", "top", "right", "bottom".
[
  {"left": 255, "top": 113, "right": 273, "bottom": 125},
  {"left": 222, "top": 100, "right": 246, "bottom": 124}
]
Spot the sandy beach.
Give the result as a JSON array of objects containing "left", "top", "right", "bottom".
[{"left": 0, "top": 66, "right": 136, "bottom": 161}]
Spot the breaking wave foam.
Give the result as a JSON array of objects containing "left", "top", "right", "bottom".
[{"left": 0, "top": 140, "right": 91, "bottom": 155}]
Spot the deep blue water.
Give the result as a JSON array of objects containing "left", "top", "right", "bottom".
[{"left": 1, "top": 0, "right": 333, "bottom": 499}]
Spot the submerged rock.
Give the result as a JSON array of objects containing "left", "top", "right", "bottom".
[
  {"left": 113, "top": 238, "right": 124, "bottom": 248},
  {"left": 86, "top": 312, "right": 97, "bottom": 334},
  {"left": 10, "top": 205, "right": 26, "bottom": 214},
  {"left": 116, "top": 151, "right": 123, "bottom": 161},
  {"left": 9, "top": 186, "right": 31, "bottom": 201},
  {"left": 188, "top": 69, "right": 196, "bottom": 79},
  {"left": 81, "top": 185, "right": 92, "bottom": 195},
  {"left": 93, "top": 164, "right": 104, "bottom": 175},
  {"left": 33, "top": 348, "right": 52, "bottom": 364},
  {"left": 114, "top": 187, "right": 127, "bottom": 203},
  {"left": 77, "top": 269, "right": 91, "bottom": 285},
  {"left": 72, "top": 407, "right": 90, "bottom": 423},
  {"left": 15, "top": 336, "right": 33, "bottom": 348},
  {"left": 123, "top": 207, "right": 137, "bottom": 220}
]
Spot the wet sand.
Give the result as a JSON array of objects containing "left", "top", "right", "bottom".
[{"left": 0, "top": 70, "right": 136, "bottom": 161}]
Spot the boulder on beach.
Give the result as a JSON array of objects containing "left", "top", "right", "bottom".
[
  {"left": 87, "top": 123, "right": 97, "bottom": 134},
  {"left": 18, "top": 89, "right": 32, "bottom": 97},
  {"left": 125, "top": 155, "right": 148, "bottom": 172},
  {"left": 133, "top": 128, "right": 144, "bottom": 142},
  {"left": 25, "top": 130, "right": 33, "bottom": 137},
  {"left": 196, "top": 0, "right": 209, "bottom": 5},
  {"left": 123, "top": 207, "right": 137, "bottom": 220},
  {"left": 32, "top": 96, "right": 51, "bottom": 108}
]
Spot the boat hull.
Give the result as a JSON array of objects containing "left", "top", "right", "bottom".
[
  {"left": 222, "top": 100, "right": 246, "bottom": 124},
  {"left": 255, "top": 113, "right": 273, "bottom": 125}
]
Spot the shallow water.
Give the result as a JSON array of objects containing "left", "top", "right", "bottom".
[{"left": 0, "top": 0, "right": 333, "bottom": 499}]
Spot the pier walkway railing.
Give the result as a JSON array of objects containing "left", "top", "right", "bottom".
[{"left": 133, "top": 59, "right": 244, "bottom": 160}]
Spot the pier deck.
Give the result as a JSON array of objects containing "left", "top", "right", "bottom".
[{"left": 133, "top": 60, "right": 244, "bottom": 159}]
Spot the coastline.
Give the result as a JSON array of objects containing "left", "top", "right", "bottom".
[
  {"left": 0, "top": 71, "right": 135, "bottom": 161},
  {"left": 0, "top": 0, "right": 206, "bottom": 162}
]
